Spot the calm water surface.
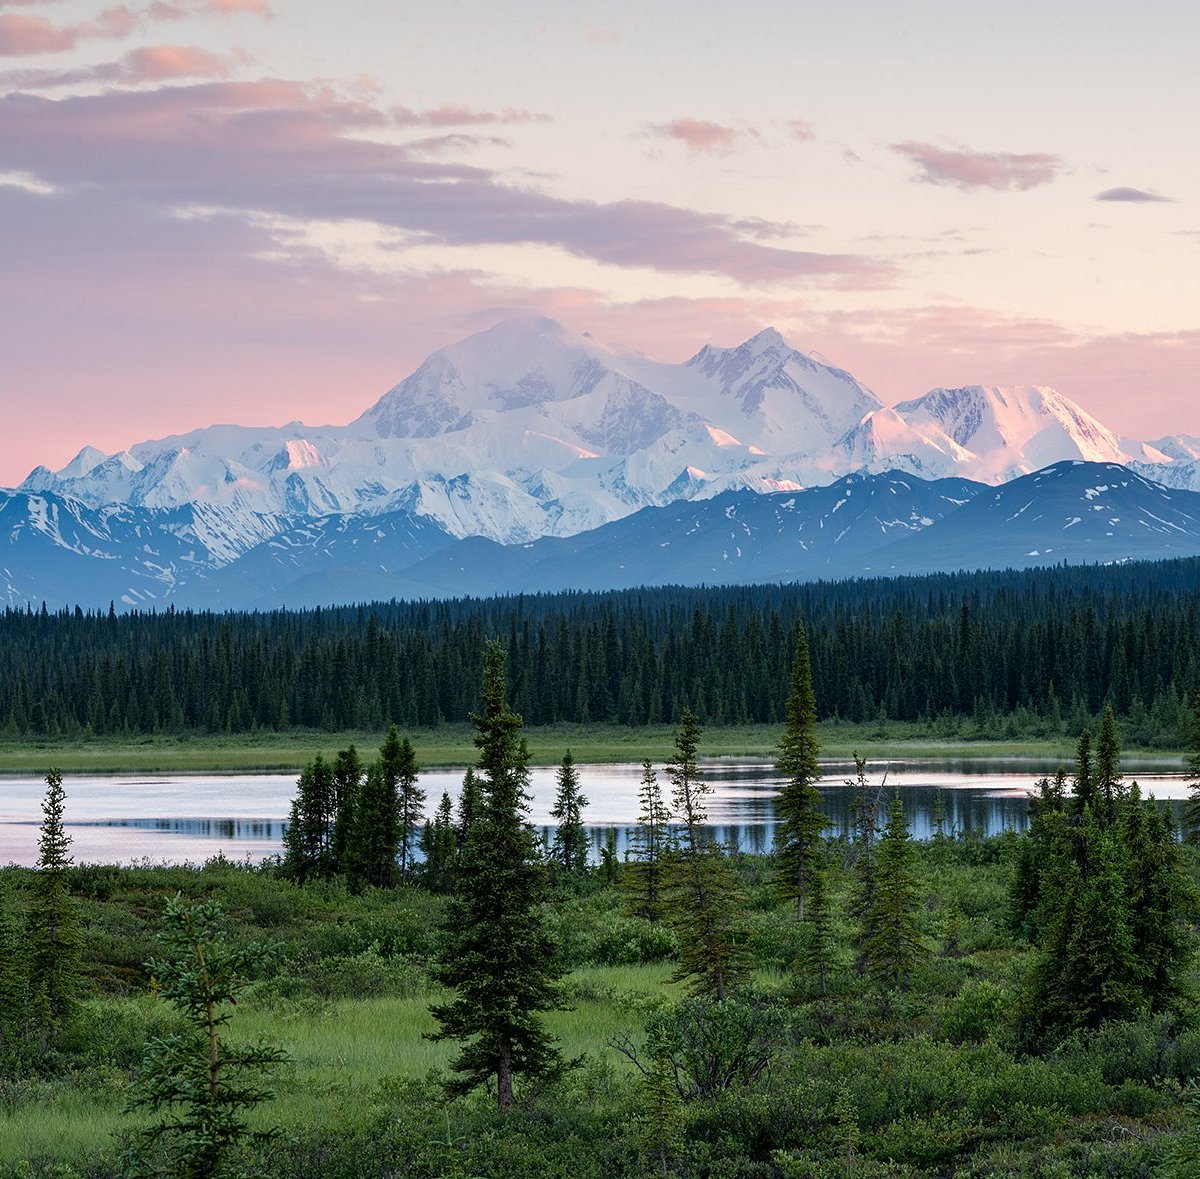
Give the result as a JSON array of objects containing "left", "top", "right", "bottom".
[{"left": 0, "top": 758, "right": 1190, "bottom": 867}]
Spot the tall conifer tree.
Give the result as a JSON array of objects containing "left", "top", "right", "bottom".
[
  {"left": 1096, "top": 705, "right": 1123, "bottom": 820},
  {"left": 27, "top": 769, "right": 79, "bottom": 1041},
  {"left": 663, "top": 710, "right": 749, "bottom": 1001},
  {"left": 429, "top": 642, "right": 564, "bottom": 1112},
  {"left": 550, "top": 750, "right": 589, "bottom": 878},
  {"left": 862, "top": 795, "right": 924, "bottom": 988},
  {"left": 1184, "top": 689, "right": 1200, "bottom": 844},
  {"left": 774, "top": 622, "right": 827, "bottom": 922},
  {"left": 625, "top": 760, "right": 671, "bottom": 922}
]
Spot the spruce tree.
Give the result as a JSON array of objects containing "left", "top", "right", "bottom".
[
  {"left": 26, "top": 769, "right": 79, "bottom": 1042},
  {"left": 624, "top": 760, "right": 672, "bottom": 922},
  {"left": 1027, "top": 811, "right": 1142, "bottom": 1036},
  {"left": 383, "top": 731, "right": 423, "bottom": 880},
  {"left": 1182, "top": 690, "right": 1200, "bottom": 844},
  {"left": 663, "top": 710, "right": 750, "bottom": 1001},
  {"left": 1096, "top": 704, "right": 1123, "bottom": 821},
  {"left": 330, "top": 744, "right": 364, "bottom": 874},
  {"left": 1073, "top": 727, "right": 1095, "bottom": 815},
  {"left": 428, "top": 641, "right": 564, "bottom": 1113},
  {"left": 774, "top": 622, "right": 827, "bottom": 921},
  {"left": 282, "top": 754, "right": 336, "bottom": 884},
  {"left": 345, "top": 762, "right": 398, "bottom": 889},
  {"left": 797, "top": 843, "right": 834, "bottom": 996},
  {"left": 550, "top": 750, "right": 589, "bottom": 879},
  {"left": 1119, "top": 787, "right": 1194, "bottom": 1012},
  {"left": 457, "top": 767, "right": 481, "bottom": 844},
  {"left": 127, "top": 895, "right": 287, "bottom": 1177},
  {"left": 848, "top": 755, "right": 883, "bottom": 962},
  {"left": 862, "top": 795, "right": 924, "bottom": 989},
  {"left": 420, "top": 792, "right": 457, "bottom": 892}
]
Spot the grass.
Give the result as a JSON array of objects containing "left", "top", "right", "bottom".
[
  {"left": 0, "top": 963, "right": 680, "bottom": 1167},
  {"left": 0, "top": 722, "right": 1183, "bottom": 774}
]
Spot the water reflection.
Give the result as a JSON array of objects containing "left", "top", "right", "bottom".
[{"left": 0, "top": 759, "right": 1189, "bottom": 867}]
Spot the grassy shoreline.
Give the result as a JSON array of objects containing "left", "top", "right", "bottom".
[{"left": 0, "top": 721, "right": 1185, "bottom": 774}]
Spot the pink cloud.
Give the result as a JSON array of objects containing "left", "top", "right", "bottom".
[
  {"left": 787, "top": 119, "right": 814, "bottom": 142},
  {"left": 0, "top": 13, "right": 75, "bottom": 54},
  {"left": 893, "top": 141, "right": 1062, "bottom": 191},
  {"left": 393, "top": 103, "right": 551, "bottom": 127},
  {"left": 124, "top": 43, "right": 234, "bottom": 80},
  {"left": 585, "top": 26, "right": 620, "bottom": 44},
  {"left": 2, "top": 42, "right": 237, "bottom": 86},
  {"left": 0, "top": 81, "right": 886, "bottom": 286},
  {"left": 147, "top": 0, "right": 270, "bottom": 18},
  {"left": 648, "top": 118, "right": 743, "bottom": 155},
  {"left": 0, "top": 3, "right": 155, "bottom": 56},
  {"left": 205, "top": 0, "right": 269, "bottom": 13}
]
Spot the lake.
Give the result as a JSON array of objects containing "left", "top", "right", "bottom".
[{"left": 0, "top": 757, "right": 1191, "bottom": 867}]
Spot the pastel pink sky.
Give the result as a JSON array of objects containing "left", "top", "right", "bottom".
[{"left": 0, "top": 0, "right": 1196, "bottom": 483}]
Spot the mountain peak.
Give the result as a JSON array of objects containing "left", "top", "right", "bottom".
[{"left": 742, "top": 326, "right": 788, "bottom": 354}]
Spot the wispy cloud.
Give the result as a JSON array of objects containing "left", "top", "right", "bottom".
[
  {"left": 393, "top": 103, "right": 551, "bottom": 127},
  {"left": 0, "top": 81, "right": 888, "bottom": 287},
  {"left": 893, "top": 141, "right": 1062, "bottom": 191},
  {"left": 0, "top": 0, "right": 266, "bottom": 56},
  {"left": 787, "top": 119, "right": 814, "bottom": 142},
  {"left": 2, "top": 43, "right": 240, "bottom": 86},
  {"left": 647, "top": 118, "right": 745, "bottom": 155},
  {"left": 1094, "top": 186, "right": 1174, "bottom": 203}
]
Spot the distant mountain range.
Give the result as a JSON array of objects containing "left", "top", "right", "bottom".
[
  {"left": 5, "top": 462, "right": 1200, "bottom": 611},
  {"left": 5, "top": 316, "right": 1200, "bottom": 609}
]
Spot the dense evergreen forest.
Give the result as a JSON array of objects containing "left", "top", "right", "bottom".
[
  {"left": 4, "top": 558, "right": 1199, "bottom": 743},
  {"left": 4, "top": 639, "right": 1200, "bottom": 1176}
]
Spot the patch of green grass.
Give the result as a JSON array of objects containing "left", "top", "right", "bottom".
[{"left": 0, "top": 722, "right": 1181, "bottom": 774}]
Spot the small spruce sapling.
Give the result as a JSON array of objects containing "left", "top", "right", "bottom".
[{"left": 127, "top": 894, "right": 287, "bottom": 1178}]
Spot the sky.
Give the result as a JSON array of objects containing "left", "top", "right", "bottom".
[{"left": 0, "top": 0, "right": 1196, "bottom": 484}]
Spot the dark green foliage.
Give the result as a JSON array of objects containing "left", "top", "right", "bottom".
[
  {"left": 380, "top": 727, "right": 423, "bottom": 880},
  {"left": 0, "top": 877, "right": 28, "bottom": 1054},
  {"left": 1026, "top": 811, "right": 1144, "bottom": 1037},
  {"left": 862, "top": 795, "right": 924, "bottom": 988},
  {"left": 330, "top": 744, "right": 364, "bottom": 874},
  {"left": 26, "top": 768, "right": 80, "bottom": 1042},
  {"left": 1007, "top": 768, "right": 1068, "bottom": 936},
  {"left": 1023, "top": 715, "right": 1194, "bottom": 1044},
  {"left": 456, "top": 767, "right": 481, "bottom": 843},
  {"left": 774, "top": 621, "right": 827, "bottom": 922},
  {"left": 428, "top": 641, "right": 564, "bottom": 1112},
  {"left": 1073, "top": 727, "right": 1095, "bottom": 814},
  {"left": 1119, "top": 786, "right": 1194, "bottom": 1013},
  {"left": 624, "top": 760, "right": 671, "bottom": 922},
  {"left": 796, "top": 843, "right": 834, "bottom": 996},
  {"left": 126, "top": 894, "right": 287, "bottom": 1178},
  {"left": 618, "top": 997, "right": 786, "bottom": 1102},
  {"left": 6, "top": 557, "right": 1200, "bottom": 741},
  {"left": 550, "top": 750, "right": 589, "bottom": 879},
  {"left": 419, "top": 792, "right": 457, "bottom": 892},
  {"left": 282, "top": 753, "right": 336, "bottom": 884},
  {"left": 343, "top": 761, "right": 397, "bottom": 889},
  {"left": 1096, "top": 703, "right": 1123, "bottom": 820},
  {"left": 663, "top": 711, "right": 750, "bottom": 1001},
  {"left": 848, "top": 755, "right": 884, "bottom": 954},
  {"left": 1183, "top": 690, "right": 1200, "bottom": 844}
]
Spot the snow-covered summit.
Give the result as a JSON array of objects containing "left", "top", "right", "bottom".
[{"left": 12, "top": 317, "right": 1188, "bottom": 545}]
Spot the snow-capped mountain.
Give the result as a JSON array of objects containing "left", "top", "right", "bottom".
[
  {"left": 0, "top": 490, "right": 296, "bottom": 608},
  {"left": 7, "top": 464, "right": 1200, "bottom": 610},
  {"left": 832, "top": 385, "right": 1168, "bottom": 484},
  {"left": 11, "top": 317, "right": 1192, "bottom": 552}
]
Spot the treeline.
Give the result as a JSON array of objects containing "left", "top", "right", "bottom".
[{"left": 3, "top": 557, "right": 1199, "bottom": 740}]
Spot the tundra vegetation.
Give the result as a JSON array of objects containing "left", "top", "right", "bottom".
[{"left": 2, "top": 635, "right": 1200, "bottom": 1176}]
